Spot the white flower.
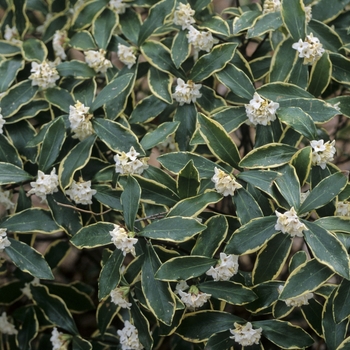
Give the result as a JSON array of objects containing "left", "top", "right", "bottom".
[
  {"left": 109, "top": 224, "right": 138, "bottom": 256},
  {"left": 117, "top": 44, "right": 137, "bottom": 69},
  {"left": 275, "top": 207, "right": 307, "bottom": 237},
  {"left": 117, "top": 320, "right": 143, "bottom": 350},
  {"left": 110, "top": 286, "right": 132, "bottom": 309},
  {"left": 178, "top": 285, "right": 211, "bottom": 310},
  {"left": 173, "top": 3, "right": 195, "bottom": 30},
  {"left": 50, "top": 327, "right": 69, "bottom": 350},
  {"left": 0, "top": 108, "right": 5, "bottom": 134},
  {"left": 174, "top": 280, "right": 189, "bottom": 294},
  {"left": 229, "top": 322, "right": 262, "bottom": 346},
  {"left": 262, "top": 0, "right": 281, "bottom": 14},
  {"left": 65, "top": 179, "right": 96, "bottom": 205},
  {"left": 27, "top": 168, "right": 59, "bottom": 202},
  {"left": 206, "top": 253, "right": 239, "bottom": 281},
  {"left": 211, "top": 167, "right": 242, "bottom": 197},
  {"left": 109, "top": 0, "right": 127, "bottom": 14},
  {"left": 53, "top": 30, "right": 68, "bottom": 60},
  {"left": 21, "top": 277, "right": 40, "bottom": 299},
  {"left": 0, "top": 229, "right": 10, "bottom": 252},
  {"left": 336, "top": 201, "right": 350, "bottom": 217},
  {"left": 69, "top": 101, "right": 94, "bottom": 141},
  {"left": 4, "top": 25, "right": 21, "bottom": 44},
  {"left": 84, "top": 49, "right": 112, "bottom": 73},
  {"left": 278, "top": 285, "right": 313, "bottom": 307},
  {"left": 114, "top": 146, "right": 149, "bottom": 175},
  {"left": 187, "top": 25, "right": 218, "bottom": 55},
  {"left": 292, "top": 33, "right": 325, "bottom": 65},
  {"left": 310, "top": 139, "right": 336, "bottom": 169},
  {"left": 172, "top": 78, "right": 202, "bottom": 105},
  {"left": 245, "top": 92, "right": 279, "bottom": 126},
  {"left": 0, "top": 312, "right": 17, "bottom": 335},
  {"left": 0, "top": 188, "right": 14, "bottom": 210},
  {"left": 29, "top": 60, "right": 60, "bottom": 89}
]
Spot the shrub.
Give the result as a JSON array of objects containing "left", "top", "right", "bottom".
[{"left": 0, "top": 0, "right": 349, "bottom": 349}]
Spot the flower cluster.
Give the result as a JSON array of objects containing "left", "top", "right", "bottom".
[
  {"left": 0, "top": 108, "right": 5, "bottom": 134},
  {"left": 172, "top": 78, "right": 202, "bottom": 105},
  {"left": 110, "top": 286, "right": 131, "bottom": 309},
  {"left": 50, "top": 327, "right": 70, "bottom": 350},
  {"left": 336, "top": 201, "right": 350, "bottom": 217},
  {"left": 53, "top": 30, "right": 68, "bottom": 60},
  {"left": 305, "top": 5, "right": 312, "bottom": 22},
  {"left": 278, "top": 285, "right": 313, "bottom": 307},
  {"left": 275, "top": 207, "right": 307, "bottom": 237},
  {"left": 4, "top": 25, "right": 20, "bottom": 44},
  {"left": 65, "top": 179, "right": 96, "bottom": 205},
  {"left": 29, "top": 60, "right": 60, "bottom": 89},
  {"left": 69, "top": 101, "right": 94, "bottom": 140},
  {"left": 173, "top": 3, "right": 195, "bottom": 30},
  {"left": 114, "top": 146, "right": 149, "bottom": 175},
  {"left": 109, "top": 224, "right": 138, "bottom": 256},
  {"left": 109, "top": 0, "right": 127, "bottom": 14},
  {"left": 117, "top": 320, "right": 143, "bottom": 350},
  {"left": 229, "top": 322, "right": 262, "bottom": 346},
  {"left": 245, "top": 92, "right": 279, "bottom": 126},
  {"left": 117, "top": 44, "right": 137, "bottom": 69},
  {"left": 0, "top": 187, "right": 14, "bottom": 210},
  {"left": 310, "top": 139, "right": 336, "bottom": 169},
  {"left": 292, "top": 33, "right": 325, "bottom": 65},
  {"left": 262, "top": 0, "right": 281, "bottom": 14},
  {"left": 206, "top": 253, "right": 239, "bottom": 281},
  {"left": 187, "top": 25, "right": 219, "bottom": 54},
  {"left": 84, "top": 49, "right": 112, "bottom": 73},
  {"left": 175, "top": 282, "right": 211, "bottom": 310},
  {"left": 211, "top": 167, "right": 242, "bottom": 197},
  {"left": 0, "top": 229, "right": 10, "bottom": 252},
  {"left": 27, "top": 168, "right": 59, "bottom": 202},
  {"left": 0, "top": 312, "right": 17, "bottom": 335}
]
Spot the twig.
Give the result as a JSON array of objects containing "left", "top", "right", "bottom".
[
  {"left": 54, "top": 200, "right": 112, "bottom": 215},
  {"left": 135, "top": 212, "right": 167, "bottom": 222}
]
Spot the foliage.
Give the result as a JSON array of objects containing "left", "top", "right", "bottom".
[{"left": 0, "top": 0, "right": 349, "bottom": 349}]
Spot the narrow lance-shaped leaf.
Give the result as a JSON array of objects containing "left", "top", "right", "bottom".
[
  {"left": 98, "top": 249, "right": 124, "bottom": 300},
  {"left": 92, "top": 118, "right": 144, "bottom": 154},
  {"left": 281, "top": 0, "right": 306, "bottom": 41},
  {"left": 302, "top": 220, "right": 350, "bottom": 279},
  {"left": 298, "top": 172, "right": 347, "bottom": 215},
  {"left": 225, "top": 216, "right": 278, "bottom": 255},
  {"left": 5, "top": 239, "right": 54, "bottom": 280},
  {"left": 189, "top": 43, "right": 237, "bottom": 82},
  {"left": 71, "top": 222, "right": 114, "bottom": 249},
  {"left": 155, "top": 256, "right": 216, "bottom": 281},
  {"left": 141, "top": 245, "right": 176, "bottom": 325},
  {"left": 198, "top": 113, "right": 241, "bottom": 169},
  {"left": 1, "top": 208, "right": 61, "bottom": 233},
  {"left": 31, "top": 285, "right": 78, "bottom": 334},
  {"left": 253, "top": 319, "right": 314, "bottom": 349},
  {"left": 91, "top": 73, "right": 133, "bottom": 111},
  {"left": 177, "top": 160, "right": 200, "bottom": 199},
  {"left": 0, "top": 162, "right": 32, "bottom": 185},
  {"left": 59, "top": 135, "right": 96, "bottom": 190},
  {"left": 279, "top": 258, "right": 334, "bottom": 300},
  {"left": 38, "top": 117, "right": 66, "bottom": 172},
  {"left": 192, "top": 215, "right": 228, "bottom": 257},
  {"left": 121, "top": 176, "right": 141, "bottom": 231},
  {"left": 216, "top": 63, "right": 255, "bottom": 101},
  {"left": 139, "top": 216, "right": 206, "bottom": 243}
]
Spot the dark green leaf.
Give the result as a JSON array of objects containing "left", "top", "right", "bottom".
[
  {"left": 121, "top": 176, "right": 141, "bottom": 231},
  {"left": 281, "top": 0, "right": 306, "bottom": 41},
  {"left": 44, "top": 87, "right": 74, "bottom": 113},
  {"left": 139, "top": 216, "right": 205, "bottom": 242},
  {"left": 171, "top": 29, "right": 190, "bottom": 68},
  {"left": 92, "top": 8, "right": 117, "bottom": 50},
  {"left": 71, "top": 222, "right": 114, "bottom": 248},
  {"left": 0, "top": 58, "right": 23, "bottom": 93},
  {"left": 56, "top": 60, "right": 96, "bottom": 78},
  {"left": 6, "top": 239, "right": 53, "bottom": 279},
  {"left": 189, "top": 43, "right": 237, "bottom": 82},
  {"left": 22, "top": 38, "right": 47, "bottom": 62},
  {"left": 31, "top": 285, "right": 78, "bottom": 334}
]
